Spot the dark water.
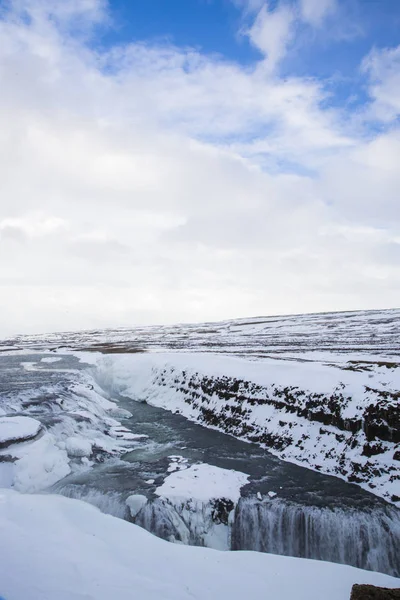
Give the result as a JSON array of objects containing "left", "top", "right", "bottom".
[{"left": 1, "top": 352, "right": 400, "bottom": 576}]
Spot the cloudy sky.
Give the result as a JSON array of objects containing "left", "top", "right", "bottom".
[{"left": 0, "top": 0, "right": 399, "bottom": 335}]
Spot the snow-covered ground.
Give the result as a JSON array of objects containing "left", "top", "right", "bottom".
[
  {"left": 1, "top": 488, "right": 399, "bottom": 600},
  {"left": 3, "top": 308, "right": 400, "bottom": 359}
]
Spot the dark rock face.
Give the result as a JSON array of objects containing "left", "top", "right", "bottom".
[
  {"left": 210, "top": 498, "right": 234, "bottom": 525},
  {"left": 350, "top": 585, "right": 400, "bottom": 599}
]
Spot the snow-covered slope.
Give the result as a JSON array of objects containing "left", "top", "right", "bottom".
[
  {"left": 0, "top": 489, "right": 398, "bottom": 600},
  {"left": 3, "top": 308, "right": 400, "bottom": 359},
  {"left": 97, "top": 351, "right": 400, "bottom": 504}
]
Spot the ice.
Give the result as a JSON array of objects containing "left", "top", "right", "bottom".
[
  {"left": 0, "top": 431, "right": 70, "bottom": 493},
  {"left": 126, "top": 494, "right": 148, "bottom": 518},
  {"left": 156, "top": 463, "right": 249, "bottom": 503},
  {"left": 65, "top": 437, "right": 93, "bottom": 458},
  {"left": 167, "top": 455, "right": 188, "bottom": 473},
  {"left": 0, "top": 489, "right": 399, "bottom": 600},
  {"left": 107, "top": 407, "right": 133, "bottom": 419},
  {"left": 41, "top": 356, "right": 62, "bottom": 363},
  {"left": 0, "top": 416, "right": 41, "bottom": 446}
]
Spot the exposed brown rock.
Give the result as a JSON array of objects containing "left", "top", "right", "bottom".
[{"left": 350, "top": 584, "right": 400, "bottom": 600}]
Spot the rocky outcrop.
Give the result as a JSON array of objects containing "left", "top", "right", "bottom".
[{"left": 350, "top": 585, "right": 400, "bottom": 599}]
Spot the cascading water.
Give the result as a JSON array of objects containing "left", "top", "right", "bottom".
[
  {"left": 51, "top": 483, "right": 128, "bottom": 520},
  {"left": 135, "top": 498, "right": 192, "bottom": 545},
  {"left": 124, "top": 494, "right": 400, "bottom": 577},
  {"left": 50, "top": 470, "right": 400, "bottom": 577},
  {"left": 135, "top": 497, "right": 231, "bottom": 550},
  {"left": 231, "top": 498, "right": 400, "bottom": 577}
]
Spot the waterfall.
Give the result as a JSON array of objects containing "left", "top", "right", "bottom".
[
  {"left": 135, "top": 498, "right": 192, "bottom": 545},
  {"left": 51, "top": 484, "right": 128, "bottom": 520},
  {"left": 135, "top": 497, "right": 230, "bottom": 550},
  {"left": 232, "top": 498, "right": 400, "bottom": 577},
  {"left": 50, "top": 484, "right": 400, "bottom": 577}
]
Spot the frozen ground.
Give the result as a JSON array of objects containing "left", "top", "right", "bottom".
[
  {"left": 1, "top": 488, "right": 399, "bottom": 600},
  {"left": 2, "top": 308, "right": 399, "bottom": 359}
]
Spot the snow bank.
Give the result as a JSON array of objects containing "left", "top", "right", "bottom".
[
  {"left": 156, "top": 463, "right": 249, "bottom": 503},
  {"left": 0, "top": 489, "right": 398, "bottom": 600},
  {"left": 0, "top": 416, "right": 41, "bottom": 447}
]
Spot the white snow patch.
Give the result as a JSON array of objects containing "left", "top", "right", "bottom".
[
  {"left": 0, "top": 416, "right": 41, "bottom": 446},
  {"left": 156, "top": 463, "right": 249, "bottom": 502},
  {"left": 167, "top": 455, "right": 188, "bottom": 473}
]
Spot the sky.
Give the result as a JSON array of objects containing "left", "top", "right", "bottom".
[{"left": 0, "top": 0, "right": 399, "bottom": 335}]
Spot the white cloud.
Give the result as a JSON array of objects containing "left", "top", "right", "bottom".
[
  {"left": 0, "top": 0, "right": 398, "bottom": 335},
  {"left": 362, "top": 45, "right": 400, "bottom": 122},
  {"left": 247, "top": 3, "right": 295, "bottom": 70},
  {"left": 8, "top": 0, "right": 108, "bottom": 28},
  {"left": 299, "top": 0, "right": 337, "bottom": 27}
]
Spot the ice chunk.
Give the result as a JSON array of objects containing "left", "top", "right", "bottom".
[
  {"left": 126, "top": 494, "right": 148, "bottom": 518},
  {"left": 65, "top": 437, "right": 93, "bottom": 458},
  {"left": 41, "top": 357, "right": 62, "bottom": 363},
  {"left": 8, "top": 433, "right": 70, "bottom": 492},
  {"left": 107, "top": 407, "right": 133, "bottom": 419},
  {"left": 0, "top": 416, "right": 41, "bottom": 447}
]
